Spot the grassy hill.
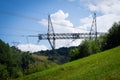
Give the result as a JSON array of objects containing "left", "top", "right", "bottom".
[{"left": 16, "top": 46, "right": 120, "bottom": 80}]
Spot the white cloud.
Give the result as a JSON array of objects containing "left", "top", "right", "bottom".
[
  {"left": 51, "top": 10, "right": 69, "bottom": 20},
  {"left": 40, "top": 19, "right": 48, "bottom": 26},
  {"left": 79, "top": 13, "right": 120, "bottom": 32},
  {"left": 40, "top": 10, "right": 73, "bottom": 29},
  {"left": 97, "top": 14, "right": 120, "bottom": 32},
  {"left": 88, "top": 4, "right": 99, "bottom": 12},
  {"left": 88, "top": 0, "right": 120, "bottom": 15},
  {"left": 17, "top": 44, "right": 48, "bottom": 53},
  {"left": 40, "top": 10, "right": 88, "bottom": 33},
  {"left": 83, "top": 0, "right": 120, "bottom": 32}
]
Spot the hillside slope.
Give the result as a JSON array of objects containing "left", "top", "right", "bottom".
[{"left": 16, "top": 46, "right": 120, "bottom": 80}]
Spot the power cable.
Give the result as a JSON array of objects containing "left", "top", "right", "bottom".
[
  {"left": 0, "top": 33, "right": 38, "bottom": 37},
  {"left": 65, "top": 39, "right": 77, "bottom": 47},
  {"left": 0, "top": 33, "right": 24, "bottom": 37},
  {"left": 51, "top": 22, "right": 89, "bottom": 31},
  {"left": 0, "top": 26, "right": 41, "bottom": 32},
  {"left": 0, "top": 10, "right": 88, "bottom": 32},
  {"left": 0, "top": 9, "right": 40, "bottom": 21}
]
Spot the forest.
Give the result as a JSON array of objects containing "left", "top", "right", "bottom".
[{"left": 0, "top": 39, "right": 57, "bottom": 80}]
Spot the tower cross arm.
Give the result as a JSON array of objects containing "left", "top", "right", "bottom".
[{"left": 38, "top": 32, "right": 105, "bottom": 40}]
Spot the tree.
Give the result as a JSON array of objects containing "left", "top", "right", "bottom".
[
  {"left": 0, "top": 40, "right": 12, "bottom": 65},
  {"left": 69, "top": 40, "right": 90, "bottom": 61},
  {"left": 21, "top": 53, "right": 35, "bottom": 74},
  {"left": 79, "top": 40, "right": 90, "bottom": 57},
  {"left": 103, "top": 22, "right": 120, "bottom": 50},
  {"left": 0, "top": 64, "right": 9, "bottom": 80},
  {"left": 69, "top": 39, "right": 101, "bottom": 61},
  {"left": 69, "top": 48, "right": 79, "bottom": 61},
  {"left": 0, "top": 39, "right": 36, "bottom": 79}
]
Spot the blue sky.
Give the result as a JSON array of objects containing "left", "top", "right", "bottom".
[{"left": 0, "top": 0, "right": 120, "bottom": 52}]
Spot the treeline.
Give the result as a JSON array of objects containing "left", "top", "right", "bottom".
[
  {"left": 0, "top": 40, "right": 36, "bottom": 79},
  {"left": 36, "top": 47, "right": 76, "bottom": 64},
  {"left": 69, "top": 21, "right": 120, "bottom": 61},
  {"left": 0, "top": 40, "right": 57, "bottom": 80}
]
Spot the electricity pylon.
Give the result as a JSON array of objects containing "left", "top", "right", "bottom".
[
  {"left": 89, "top": 12, "right": 97, "bottom": 39},
  {"left": 38, "top": 13, "right": 104, "bottom": 51}
]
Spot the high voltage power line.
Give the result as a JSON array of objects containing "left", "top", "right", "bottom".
[
  {"left": 0, "top": 9, "right": 40, "bottom": 21},
  {"left": 0, "top": 26, "right": 41, "bottom": 32},
  {"left": 0, "top": 9, "right": 100, "bottom": 50},
  {"left": 0, "top": 34, "right": 26, "bottom": 37},
  {"left": 0, "top": 9, "right": 88, "bottom": 31}
]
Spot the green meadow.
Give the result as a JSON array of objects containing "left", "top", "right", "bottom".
[{"left": 16, "top": 46, "right": 120, "bottom": 80}]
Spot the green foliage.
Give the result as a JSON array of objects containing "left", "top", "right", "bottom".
[
  {"left": 0, "top": 39, "right": 37, "bottom": 79},
  {"left": 0, "top": 40, "right": 12, "bottom": 65},
  {"left": 103, "top": 21, "right": 120, "bottom": 50},
  {"left": 79, "top": 40, "right": 90, "bottom": 56},
  {"left": 25, "top": 60, "right": 57, "bottom": 75},
  {"left": 69, "top": 48, "right": 79, "bottom": 61},
  {"left": 8, "top": 67, "right": 23, "bottom": 78},
  {"left": 0, "top": 64, "right": 9, "bottom": 80},
  {"left": 89, "top": 39, "right": 101, "bottom": 54},
  {"left": 36, "top": 47, "right": 75, "bottom": 64},
  {"left": 0, "top": 39, "right": 58, "bottom": 79},
  {"left": 16, "top": 46, "right": 120, "bottom": 80},
  {"left": 97, "top": 34, "right": 107, "bottom": 51},
  {"left": 21, "top": 53, "right": 35, "bottom": 74},
  {"left": 69, "top": 39, "right": 101, "bottom": 61},
  {"left": 69, "top": 21, "right": 120, "bottom": 61}
]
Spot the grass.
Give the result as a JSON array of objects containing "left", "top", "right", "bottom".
[
  {"left": 32, "top": 54, "right": 48, "bottom": 61},
  {"left": 22, "top": 54, "right": 57, "bottom": 75},
  {"left": 16, "top": 46, "right": 120, "bottom": 80}
]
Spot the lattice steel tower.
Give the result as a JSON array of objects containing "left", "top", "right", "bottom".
[
  {"left": 89, "top": 12, "right": 97, "bottom": 39},
  {"left": 38, "top": 13, "right": 104, "bottom": 51}
]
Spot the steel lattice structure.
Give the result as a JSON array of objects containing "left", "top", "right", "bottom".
[
  {"left": 38, "top": 32, "right": 104, "bottom": 40},
  {"left": 38, "top": 13, "right": 105, "bottom": 52}
]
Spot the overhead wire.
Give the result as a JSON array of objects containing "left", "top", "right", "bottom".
[
  {"left": 65, "top": 39, "right": 77, "bottom": 47},
  {"left": 0, "top": 33, "right": 38, "bottom": 37},
  {"left": 0, "top": 9, "right": 40, "bottom": 21},
  {"left": 0, "top": 33, "right": 25, "bottom": 37},
  {"left": 0, "top": 26, "right": 41, "bottom": 33},
  {"left": 0, "top": 9, "right": 47, "bottom": 36},
  {"left": 0, "top": 9, "right": 89, "bottom": 32},
  {"left": 51, "top": 22, "right": 89, "bottom": 31},
  {"left": 0, "top": 9, "right": 90, "bottom": 49}
]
